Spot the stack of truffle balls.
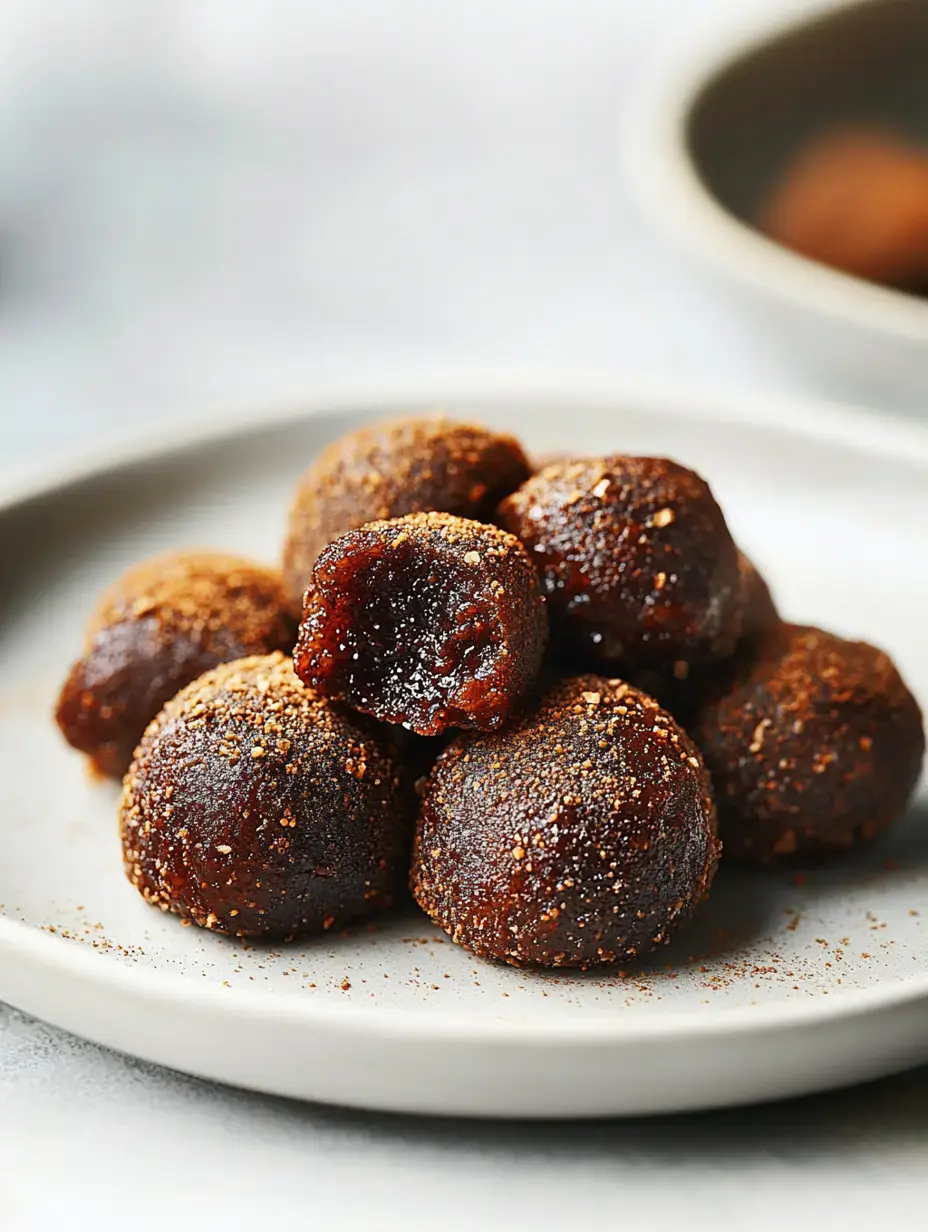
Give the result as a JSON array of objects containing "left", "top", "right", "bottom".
[{"left": 55, "top": 417, "right": 925, "bottom": 970}]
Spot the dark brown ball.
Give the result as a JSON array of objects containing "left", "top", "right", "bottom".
[
  {"left": 693, "top": 625, "right": 925, "bottom": 863},
  {"left": 411, "top": 674, "right": 720, "bottom": 968},
  {"left": 738, "top": 552, "right": 780, "bottom": 645},
  {"left": 497, "top": 456, "right": 743, "bottom": 675},
  {"left": 632, "top": 550, "right": 780, "bottom": 720},
  {"left": 282, "top": 415, "right": 531, "bottom": 610},
  {"left": 293, "top": 511, "right": 548, "bottom": 736},
  {"left": 120, "top": 653, "right": 412, "bottom": 939},
  {"left": 55, "top": 552, "right": 296, "bottom": 778}
]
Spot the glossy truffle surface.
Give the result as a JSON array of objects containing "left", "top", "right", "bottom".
[
  {"left": 761, "top": 128, "right": 928, "bottom": 290},
  {"left": 294, "top": 512, "right": 548, "bottom": 736},
  {"left": 694, "top": 625, "right": 925, "bottom": 863},
  {"left": 498, "top": 456, "right": 743, "bottom": 673},
  {"left": 282, "top": 415, "right": 531, "bottom": 609},
  {"left": 737, "top": 552, "right": 780, "bottom": 646},
  {"left": 632, "top": 550, "right": 780, "bottom": 719},
  {"left": 120, "top": 653, "right": 411, "bottom": 939},
  {"left": 412, "top": 675, "right": 720, "bottom": 967},
  {"left": 56, "top": 552, "right": 295, "bottom": 778}
]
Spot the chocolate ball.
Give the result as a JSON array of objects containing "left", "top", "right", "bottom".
[
  {"left": 282, "top": 415, "right": 530, "bottom": 609},
  {"left": 498, "top": 456, "right": 743, "bottom": 675},
  {"left": 120, "top": 653, "right": 412, "bottom": 938},
  {"left": 56, "top": 551, "right": 295, "bottom": 778},
  {"left": 293, "top": 512, "right": 548, "bottom": 736},
  {"left": 694, "top": 625, "right": 925, "bottom": 862},
  {"left": 412, "top": 674, "right": 720, "bottom": 967}
]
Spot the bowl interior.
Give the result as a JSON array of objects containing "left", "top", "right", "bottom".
[{"left": 689, "top": 0, "right": 928, "bottom": 230}]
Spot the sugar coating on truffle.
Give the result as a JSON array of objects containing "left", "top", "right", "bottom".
[
  {"left": 411, "top": 674, "right": 720, "bottom": 968},
  {"left": 498, "top": 456, "right": 743, "bottom": 673},
  {"left": 85, "top": 551, "right": 293, "bottom": 647},
  {"left": 120, "top": 652, "right": 411, "bottom": 939},
  {"left": 694, "top": 625, "right": 925, "bottom": 863},
  {"left": 293, "top": 511, "right": 548, "bottom": 736},
  {"left": 56, "top": 551, "right": 296, "bottom": 778},
  {"left": 282, "top": 414, "right": 531, "bottom": 609}
]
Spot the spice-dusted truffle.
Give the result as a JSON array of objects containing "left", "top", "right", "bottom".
[
  {"left": 282, "top": 415, "right": 530, "bottom": 609},
  {"left": 412, "top": 674, "right": 720, "bottom": 967},
  {"left": 294, "top": 512, "right": 548, "bottom": 736},
  {"left": 56, "top": 551, "right": 295, "bottom": 778},
  {"left": 498, "top": 456, "right": 743, "bottom": 675},
  {"left": 694, "top": 625, "right": 925, "bottom": 862},
  {"left": 120, "top": 653, "right": 411, "bottom": 939}
]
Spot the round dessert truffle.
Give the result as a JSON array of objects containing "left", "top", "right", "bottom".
[
  {"left": 738, "top": 552, "right": 779, "bottom": 645},
  {"left": 282, "top": 415, "right": 531, "bottom": 609},
  {"left": 761, "top": 127, "right": 928, "bottom": 290},
  {"left": 120, "top": 652, "right": 411, "bottom": 939},
  {"left": 497, "top": 456, "right": 743, "bottom": 674},
  {"left": 631, "top": 550, "right": 780, "bottom": 718},
  {"left": 411, "top": 674, "right": 720, "bottom": 968},
  {"left": 56, "top": 551, "right": 296, "bottom": 778},
  {"left": 693, "top": 625, "right": 925, "bottom": 863},
  {"left": 293, "top": 511, "right": 548, "bottom": 736}
]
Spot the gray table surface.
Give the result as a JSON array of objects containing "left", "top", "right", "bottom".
[{"left": 2, "top": 0, "right": 926, "bottom": 1226}]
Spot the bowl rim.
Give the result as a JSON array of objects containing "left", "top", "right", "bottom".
[{"left": 625, "top": 0, "right": 928, "bottom": 345}]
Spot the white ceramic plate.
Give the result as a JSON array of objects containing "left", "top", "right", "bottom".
[{"left": 1, "top": 377, "right": 926, "bottom": 1119}]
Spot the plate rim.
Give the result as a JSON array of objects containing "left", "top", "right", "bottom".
[
  {"left": 2, "top": 369, "right": 927, "bottom": 1047},
  {"left": 4, "top": 366, "right": 928, "bottom": 512}
]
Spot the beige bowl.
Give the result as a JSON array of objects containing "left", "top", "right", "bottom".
[{"left": 629, "top": 0, "right": 928, "bottom": 412}]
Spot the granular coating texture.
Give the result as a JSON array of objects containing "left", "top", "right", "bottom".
[
  {"left": 761, "top": 127, "right": 928, "bottom": 290},
  {"left": 497, "top": 456, "right": 743, "bottom": 674},
  {"left": 282, "top": 415, "right": 531, "bottom": 609},
  {"left": 694, "top": 625, "right": 925, "bottom": 863},
  {"left": 293, "top": 512, "right": 548, "bottom": 736},
  {"left": 120, "top": 652, "right": 411, "bottom": 939},
  {"left": 411, "top": 674, "right": 720, "bottom": 968},
  {"left": 56, "top": 552, "right": 296, "bottom": 778}
]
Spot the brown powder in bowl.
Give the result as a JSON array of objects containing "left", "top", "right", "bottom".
[{"left": 761, "top": 127, "right": 928, "bottom": 290}]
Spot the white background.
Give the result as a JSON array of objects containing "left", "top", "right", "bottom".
[
  {"left": 2, "top": 0, "right": 927, "bottom": 1227},
  {"left": 0, "top": 0, "right": 824, "bottom": 478}
]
